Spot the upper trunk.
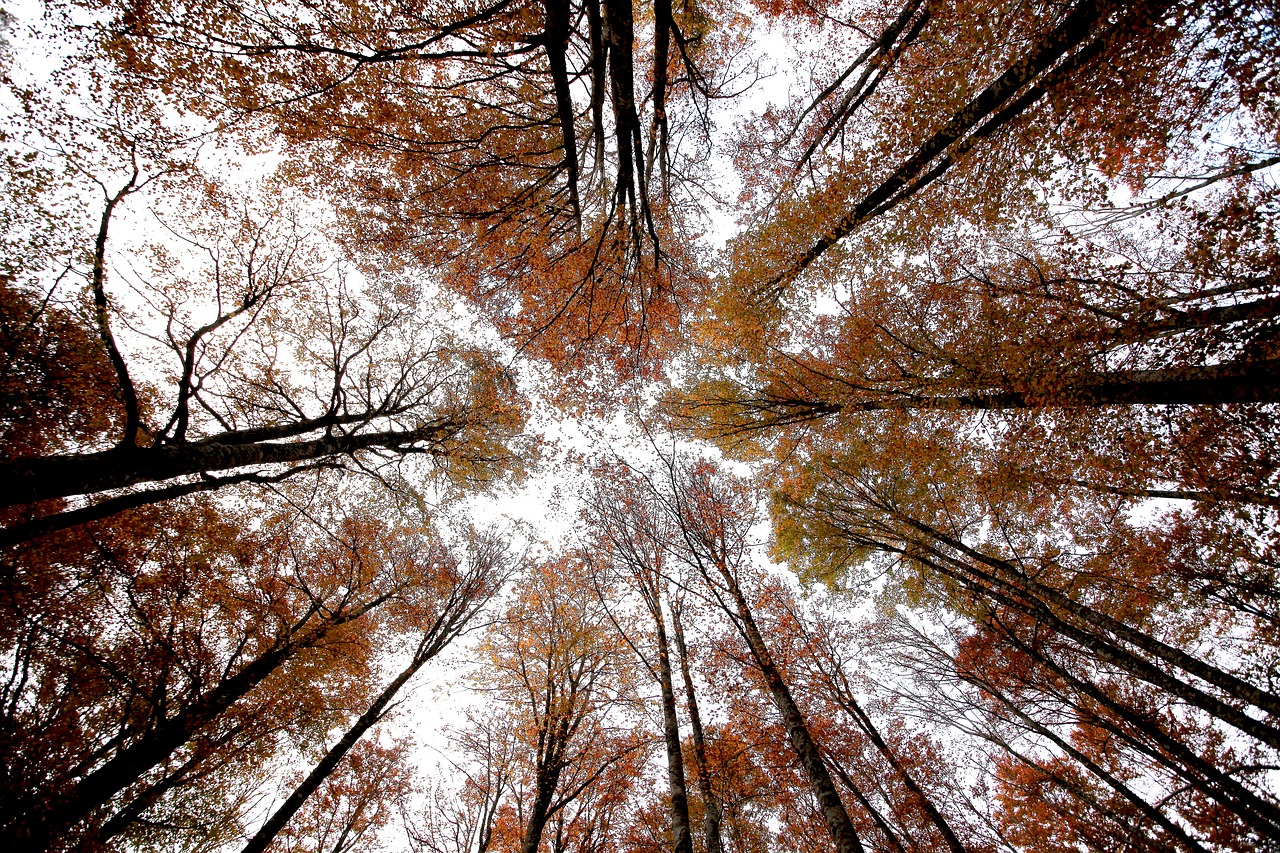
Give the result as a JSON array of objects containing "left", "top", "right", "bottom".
[{"left": 1, "top": 418, "right": 463, "bottom": 507}]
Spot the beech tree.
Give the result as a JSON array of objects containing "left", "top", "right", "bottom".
[
  {"left": 768, "top": 422, "right": 1280, "bottom": 849},
  {"left": 1, "top": 491, "right": 475, "bottom": 852},
  {"left": 242, "top": 527, "right": 516, "bottom": 853},
  {"left": 0, "top": 174, "right": 528, "bottom": 543},
  {"left": 85, "top": 0, "right": 748, "bottom": 386},
  {"left": 476, "top": 556, "right": 646, "bottom": 853}
]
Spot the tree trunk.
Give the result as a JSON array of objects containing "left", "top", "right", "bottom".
[
  {"left": 765, "top": 0, "right": 1140, "bottom": 294},
  {"left": 605, "top": 0, "right": 638, "bottom": 210},
  {"left": 1, "top": 417, "right": 462, "bottom": 507},
  {"left": 521, "top": 748, "right": 566, "bottom": 853},
  {"left": 997, "top": 624, "right": 1280, "bottom": 841},
  {"left": 672, "top": 606, "right": 725, "bottom": 853},
  {"left": 240, "top": 637, "right": 435, "bottom": 853},
  {"left": 542, "top": 0, "right": 581, "bottom": 223},
  {"left": 715, "top": 566, "right": 864, "bottom": 853},
  {"left": 11, "top": 600, "right": 381, "bottom": 853},
  {"left": 901, "top": 515, "right": 1280, "bottom": 722},
  {"left": 962, "top": 669, "right": 1210, "bottom": 853},
  {"left": 654, "top": 613, "right": 694, "bottom": 853},
  {"left": 835, "top": 691, "right": 966, "bottom": 853}
]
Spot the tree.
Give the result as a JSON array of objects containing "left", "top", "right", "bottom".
[
  {"left": 0, "top": 175, "right": 528, "bottom": 529},
  {"left": 661, "top": 458, "right": 867, "bottom": 853},
  {"left": 88, "top": 0, "right": 744, "bottom": 386},
  {"left": 769, "top": 427, "right": 1280, "bottom": 848},
  {"left": 479, "top": 556, "right": 645, "bottom": 853},
  {"left": 243, "top": 527, "right": 516, "bottom": 853},
  {"left": 583, "top": 461, "right": 694, "bottom": 853},
  {"left": 0, "top": 491, "right": 465, "bottom": 852}
]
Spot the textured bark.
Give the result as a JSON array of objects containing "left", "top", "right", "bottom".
[{"left": 654, "top": 615, "right": 694, "bottom": 853}]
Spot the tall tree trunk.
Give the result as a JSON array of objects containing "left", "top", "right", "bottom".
[
  {"left": 521, "top": 739, "right": 567, "bottom": 853},
  {"left": 604, "top": 0, "right": 638, "bottom": 212},
  {"left": 995, "top": 624, "right": 1280, "bottom": 841},
  {"left": 835, "top": 690, "right": 966, "bottom": 853},
  {"left": 587, "top": 0, "right": 607, "bottom": 181},
  {"left": 648, "top": 0, "right": 670, "bottom": 189},
  {"left": 542, "top": 0, "right": 581, "bottom": 223},
  {"left": 901, "top": 539, "right": 1280, "bottom": 753},
  {"left": 764, "top": 0, "right": 1169, "bottom": 295},
  {"left": 91, "top": 175, "right": 143, "bottom": 449},
  {"left": 654, "top": 610, "right": 694, "bottom": 853},
  {"left": 2, "top": 417, "right": 463, "bottom": 507},
  {"left": 714, "top": 564, "right": 864, "bottom": 853},
  {"left": 960, "top": 668, "right": 1211, "bottom": 853},
  {"left": 899, "top": 516, "right": 1280, "bottom": 723},
  {"left": 672, "top": 605, "right": 724, "bottom": 853},
  {"left": 240, "top": 636, "right": 436, "bottom": 853}
]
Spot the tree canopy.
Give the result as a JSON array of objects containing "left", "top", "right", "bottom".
[{"left": 2, "top": 0, "right": 1278, "bottom": 850}]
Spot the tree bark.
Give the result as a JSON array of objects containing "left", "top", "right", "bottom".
[
  {"left": 715, "top": 567, "right": 864, "bottom": 853},
  {"left": 672, "top": 605, "right": 725, "bottom": 853},
  {"left": 654, "top": 612, "right": 694, "bottom": 853},
  {"left": 1, "top": 417, "right": 463, "bottom": 507},
  {"left": 542, "top": 0, "right": 581, "bottom": 223}
]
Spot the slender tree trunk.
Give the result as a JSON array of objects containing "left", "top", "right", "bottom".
[
  {"left": 91, "top": 176, "right": 143, "bottom": 449},
  {"left": 715, "top": 565, "right": 864, "bottom": 853},
  {"left": 962, "top": 670, "right": 1211, "bottom": 853},
  {"left": 648, "top": 0, "right": 670, "bottom": 188},
  {"left": 776, "top": 355, "right": 1280, "bottom": 421},
  {"left": 901, "top": 517, "right": 1280, "bottom": 724},
  {"left": 587, "top": 0, "right": 607, "bottom": 181},
  {"left": 672, "top": 606, "right": 725, "bottom": 853},
  {"left": 765, "top": 0, "right": 1159, "bottom": 294},
  {"left": 654, "top": 612, "right": 694, "bottom": 853},
  {"left": 907, "top": 540, "right": 1280, "bottom": 752},
  {"left": 240, "top": 638, "right": 435, "bottom": 853},
  {"left": 835, "top": 691, "right": 966, "bottom": 853},
  {"left": 826, "top": 759, "right": 908, "bottom": 853},
  {"left": 996, "top": 624, "right": 1280, "bottom": 841}
]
